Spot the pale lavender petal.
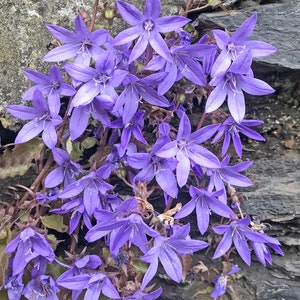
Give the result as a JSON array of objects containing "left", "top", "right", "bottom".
[
  {"left": 43, "top": 44, "right": 79, "bottom": 62},
  {"left": 227, "top": 89, "right": 245, "bottom": 124},
  {"left": 141, "top": 257, "right": 159, "bottom": 289},
  {"left": 213, "top": 229, "right": 233, "bottom": 259},
  {"left": 70, "top": 106, "right": 90, "bottom": 140},
  {"left": 23, "top": 69, "right": 49, "bottom": 85},
  {"left": 6, "top": 105, "right": 41, "bottom": 120},
  {"left": 156, "top": 16, "right": 189, "bottom": 33},
  {"left": 113, "top": 26, "right": 142, "bottom": 46},
  {"left": 232, "top": 131, "right": 242, "bottom": 157},
  {"left": 84, "top": 185, "right": 99, "bottom": 216},
  {"left": 211, "top": 52, "right": 231, "bottom": 77},
  {"left": 205, "top": 84, "right": 227, "bottom": 113},
  {"left": 239, "top": 76, "right": 275, "bottom": 95},
  {"left": 45, "top": 168, "right": 64, "bottom": 188},
  {"left": 175, "top": 199, "right": 195, "bottom": 220},
  {"left": 64, "top": 63, "right": 96, "bottom": 83},
  {"left": 159, "top": 247, "right": 182, "bottom": 282},
  {"left": 45, "top": 24, "right": 77, "bottom": 43},
  {"left": 42, "top": 123, "right": 58, "bottom": 149},
  {"left": 177, "top": 113, "right": 191, "bottom": 140},
  {"left": 176, "top": 150, "right": 190, "bottom": 187},
  {"left": 156, "top": 168, "right": 178, "bottom": 198},
  {"left": 233, "top": 234, "right": 251, "bottom": 265},
  {"left": 212, "top": 29, "right": 230, "bottom": 49},
  {"left": 231, "top": 13, "right": 257, "bottom": 43},
  {"left": 149, "top": 33, "right": 172, "bottom": 62},
  {"left": 72, "top": 81, "right": 100, "bottom": 107},
  {"left": 245, "top": 40, "right": 277, "bottom": 57},
  {"left": 195, "top": 201, "right": 210, "bottom": 234},
  {"left": 117, "top": 0, "right": 144, "bottom": 25},
  {"left": 129, "top": 35, "right": 149, "bottom": 64},
  {"left": 155, "top": 140, "right": 178, "bottom": 158},
  {"left": 14, "top": 120, "right": 43, "bottom": 144}
]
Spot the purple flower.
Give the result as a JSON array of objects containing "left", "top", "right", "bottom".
[
  {"left": 36, "top": 188, "right": 60, "bottom": 205},
  {"left": 141, "top": 224, "right": 208, "bottom": 287},
  {"left": 5, "top": 228, "right": 55, "bottom": 276},
  {"left": 51, "top": 197, "right": 92, "bottom": 234},
  {"left": 211, "top": 13, "right": 276, "bottom": 77},
  {"left": 22, "top": 66, "right": 76, "bottom": 113},
  {"left": 156, "top": 113, "right": 220, "bottom": 187},
  {"left": 45, "top": 148, "right": 82, "bottom": 188},
  {"left": 58, "top": 165, "right": 113, "bottom": 216},
  {"left": 110, "top": 111, "right": 147, "bottom": 154},
  {"left": 206, "top": 50, "right": 275, "bottom": 123},
  {"left": 123, "top": 287, "right": 163, "bottom": 300},
  {"left": 56, "top": 255, "right": 101, "bottom": 300},
  {"left": 57, "top": 273, "right": 120, "bottom": 300},
  {"left": 145, "top": 42, "right": 216, "bottom": 95},
  {"left": 43, "top": 14, "right": 108, "bottom": 66},
  {"left": 175, "top": 186, "right": 235, "bottom": 235},
  {"left": 23, "top": 275, "right": 59, "bottom": 300},
  {"left": 4, "top": 272, "right": 24, "bottom": 300},
  {"left": 85, "top": 198, "right": 157, "bottom": 256},
  {"left": 211, "top": 265, "right": 240, "bottom": 299},
  {"left": 213, "top": 216, "right": 281, "bottom": 266},
  {"left": 113, "top": 0, "right": 189, "bottom": 63},
  {"left": 68, "top": 95, "right": 114, "bottom": 140},
  {"left": 206, "top": 155, "right": 253, "bottom": 203},
  {"left": 6, "top": 90, "right": 62, "bottom": 149},
  {"left": 212, "top": 116, "right": 265, "bottom": 157},
  {"left": 113, "top": 74, "right": 170, "bottom": 124},
  {"left": 127, "top": 134, "right": 178, "bottom": 198},
  {"left": 64, "top": 51, "right": 127, "bottom": 108}
]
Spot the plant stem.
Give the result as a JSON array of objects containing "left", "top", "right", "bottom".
[{"left": 90, "top": 0, "right": 99, "bottom": 32}]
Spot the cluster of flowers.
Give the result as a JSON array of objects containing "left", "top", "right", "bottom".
[{"left": 3, "top": 0, "right": 283, "bottom": 299}]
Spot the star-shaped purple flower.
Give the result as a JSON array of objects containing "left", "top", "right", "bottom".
[
  {"left": 141, "top": 224, "right": 208, "bottom": 287},
  {"left": 156, "top": 113, "right": 220, "bottom": 187},
  {"left": 211, "top": 13, "right": 277, "bottom": 77},
  {"left": 43, "top": 14, "right": 109, "bottom": 66},
  {"left": 212, "top": 116, "right": 265, "bottom": 158},
  {"left": 113, "top": 0, "right": 189, "bottom": 63},
  {"left": 206, "top": 50, "right": 275, "bottom": 123},
  {"left": 45, "top": 148, "right": 82, "bottom": 188},
  {"left": 64, "top": 51, "right": 127, "bottom": 109},
  {"left": 5, "top": 228, "right": 55, "bottom": 276},
  {"left": 7, "top": 90, "right": 63, "bottom": 149},
  {"left": 22, "top": 66, "right": 76, "bottom": 114},
  {"left": 213, "top": 216, "right": 281, "bottom": 266},
  {"left": 206, "top": 155, "right": 253, "bottom": 203},
  {"left": 175, "top": 186, "right": 235, "bottom": 235}
]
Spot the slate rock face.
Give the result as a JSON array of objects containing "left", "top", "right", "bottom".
[
  {"left": 197, "top": 0, "right": 300, "bottom": 70},
  {"left": 0, "top": 0, "right": 184, "bottom": 129}
]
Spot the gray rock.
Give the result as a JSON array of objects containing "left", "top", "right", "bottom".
[
  {"left": 0, "top": 0, "right": 185, "bottom": 129},
  {"left": 197, "top": 0, "right": 300, "bottom": 70}
]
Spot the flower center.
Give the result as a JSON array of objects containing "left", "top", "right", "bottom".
[
  {"left": 143, "top": 19, "right": 155, "bottom": 32},
  {"left": 227, "top": 42, "right": 246, "bottom": 60},
  {"left": 224, "top": 72, "right": 238, "bottom": 93},
  {"left": 177, "top": 139, "right": 186, "bottom": 149},
  {"left": 94, "top": 74, "right": 110, "bottom": 85},
  {"left": 51, "top": 80, "right": 60, "bottom": 90}
]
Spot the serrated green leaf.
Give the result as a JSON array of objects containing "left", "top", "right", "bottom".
[{"left": 40, "top": 215, "right": 68, "bottom": 233}]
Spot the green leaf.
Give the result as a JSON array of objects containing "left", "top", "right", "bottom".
[
  {"left": 40, "top": 215, "right": 68, "bottom": 233},
  {"left": 132, "top": 260, "right": 148, "bottom": 275}
]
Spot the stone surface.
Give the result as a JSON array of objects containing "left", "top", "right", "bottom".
[
  {"left": 0, "top": 0, "right": 185, "bottom": 129},
  {"left": 197, "top": 0, "right": 300, "bottom": 70}
]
